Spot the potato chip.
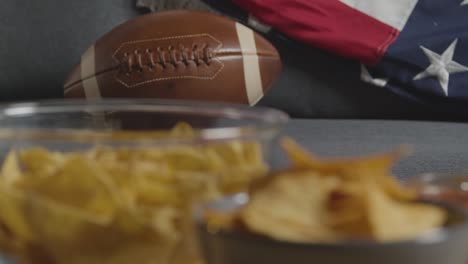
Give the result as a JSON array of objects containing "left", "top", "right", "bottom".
[
  {"left": 281, "top": 137, "right": 416, "bottom": 200},
  {"left": 325, "top": 184, "right": 371, "bottom": 239},
  {"left": 0, "top": 150, "right": 22, "bottom": 185},
  {"left": 164, "top": 147, "right": 213, "bottom": 171},
  {"left": 241, "top": 171, "right": 340, "bottom": 243},
  {"left": 210, "top": 137, "right": 448, "bottom": 244},
  {"left": 19, "top": 148, "right": 64, "bottom": 178},
  {"left": 0, "top": 122, "right": 267, "bottom": 264},
  {"left": 0, "top": 187, "right": 35, "bottom": 243},
  {"left": 169, "top": 122, "right": 196, "bottom": 137},
  {"left": 366, "top": 182, "right": 447, "bottom": 242},
  {"left": 135, "top": 180, "right": 183, "bottom": 206}
]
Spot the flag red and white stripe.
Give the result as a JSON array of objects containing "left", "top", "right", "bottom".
[{"left": 231, "top": 0, "right": 419, "bottom": 65}]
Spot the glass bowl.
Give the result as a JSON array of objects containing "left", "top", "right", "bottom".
[
  {"left": 0, "top": 99, "right": 288, "bottom": 264},
  {"left": 405, "top": 173, "right": 468, "bottom": 210},
  {"left": 194, "top": 193, "right": 468, "bottom": 264}
]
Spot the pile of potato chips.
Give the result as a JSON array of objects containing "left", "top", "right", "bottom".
[
  {"left": 0, "top": 123, "right": 268, "bottom": 264},
  {"left": 206, "top": 138, "right": 448, "bottom": 243},
  {"left": 0, "top": 121, "right": 451, "bottom": 264}
]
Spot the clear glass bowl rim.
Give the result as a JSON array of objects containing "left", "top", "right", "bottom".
[{"left": 0, "top": 99, "right": 289, "bottom": 143}]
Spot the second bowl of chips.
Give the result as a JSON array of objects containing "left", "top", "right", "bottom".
[
  {"left": 0, "top": 99, "right": 288, "bottom": 264},
  {"left": 195, "top": 139, "right": 468, "bottom": 264},
  {"left": 196, "top": 193, "right": 468, "bottom": 264}
]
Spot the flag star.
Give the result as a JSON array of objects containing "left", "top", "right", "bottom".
[
  {"left": 413, "top": 39, "right": 468, "bottom": 96},
  {"left": 462, "top": 0, "right": 468, "bottom": 5},
  {"left": 360, "top": 64, "right": 388, "bottom": 87}
]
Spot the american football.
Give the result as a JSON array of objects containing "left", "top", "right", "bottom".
[{"left": 64, "top": 10, "right": 282, "bottom": 105}]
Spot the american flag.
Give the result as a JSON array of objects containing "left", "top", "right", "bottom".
[{"left": 215, "top": 0, "right": 468, "bottom": 103}]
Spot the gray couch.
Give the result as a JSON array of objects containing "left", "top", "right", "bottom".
[{"left": 0, "top": 0, "right": 464, "bottom": 121}]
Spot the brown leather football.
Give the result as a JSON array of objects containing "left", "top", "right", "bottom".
[{"left": 63, "top": 10, "right": 282, "bottom": 105}]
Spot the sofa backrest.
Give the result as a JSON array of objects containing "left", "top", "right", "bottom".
[{"left": 0, "top": 0, "right": 142, "bottom": 101}]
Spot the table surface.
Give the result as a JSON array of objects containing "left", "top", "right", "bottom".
[{"left": 272, "top": 119, "right": 468, "bottom": 179}]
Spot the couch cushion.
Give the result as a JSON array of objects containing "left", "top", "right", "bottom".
[{"left": 0, "top": 0, "right": 143, "bottom": 101}]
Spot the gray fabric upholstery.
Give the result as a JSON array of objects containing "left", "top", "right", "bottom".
[
  {"left": 273, "top": 119, "right": 468, "bottom": 178},
  {"left": 0, "top": 0, "right": 463, "bottom": 120},
  {"left": 0, "top": 0, "right": 142, "bottom": 101}
]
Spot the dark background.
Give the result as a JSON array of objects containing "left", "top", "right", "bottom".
[{"left": 1, "top": 0, "right": 468, "bottom": 121}]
